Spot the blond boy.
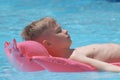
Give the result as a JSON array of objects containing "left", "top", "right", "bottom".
[{"left": 21, "top": 17, "right": 120, "bottom": 72}]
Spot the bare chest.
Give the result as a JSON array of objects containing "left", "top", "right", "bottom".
[
  {"left": 91, "top": 44, "right": 120, "bottom": 62},
  {"left": 73, "top": 43, "right": 120, "bottom": 62}
]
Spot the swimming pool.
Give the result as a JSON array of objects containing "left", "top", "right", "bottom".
[{"left": 1, "top": 0, "right": 120, "bottom": 80}]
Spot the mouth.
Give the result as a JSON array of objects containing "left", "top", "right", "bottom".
[{"left": 67, "top": 35, "right": 70, "bottom": 39}]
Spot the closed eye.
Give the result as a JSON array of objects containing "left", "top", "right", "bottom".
[
  {"left": 56, "top": 27, "right": 62, "bottom": 33},
  {"left": 57, "top": 29, "right": 62, "bottom": 33}
]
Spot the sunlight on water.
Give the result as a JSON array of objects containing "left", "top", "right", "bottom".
[{"left": 0, "top": 0, "right": 120, "bottom": 80}]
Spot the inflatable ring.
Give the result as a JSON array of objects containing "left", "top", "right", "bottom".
[{"left": 4, "top": 39, "right": 120, "bottom": 72}]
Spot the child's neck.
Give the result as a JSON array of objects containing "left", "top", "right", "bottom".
[{"left": 48, "top": 48, "right": 74, "bottom": 58}]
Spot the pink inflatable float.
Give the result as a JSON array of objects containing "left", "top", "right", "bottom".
[{"left": 4, "top": 39, "right": 120, "bottom": 72}]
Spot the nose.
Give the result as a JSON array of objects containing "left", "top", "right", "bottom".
[{"left": 63, "top": 30, "right": 68, "bottom": 34}]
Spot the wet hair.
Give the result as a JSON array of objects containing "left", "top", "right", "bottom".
[{"left": 21, "top": 17, "right": 57, "bottom": 40}]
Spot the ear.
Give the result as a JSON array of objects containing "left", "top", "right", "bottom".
[{"left": 42, "top": 40, "right": 52, "bottom": 47}]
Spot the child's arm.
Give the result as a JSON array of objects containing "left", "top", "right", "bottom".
[{"left": 69, "top": 55, "right": 120, "bottom": 72}]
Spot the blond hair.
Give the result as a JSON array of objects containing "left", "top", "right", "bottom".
[{"left": 21, "top": 17, "right": 57, "bottom": 40}]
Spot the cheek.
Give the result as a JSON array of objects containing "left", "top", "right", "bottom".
[
  {"left": 55, "top": 38, "right": 63, "bottom": 44},
  {"left": 51, "top": 34, "right": 68, "bottom": 44}
]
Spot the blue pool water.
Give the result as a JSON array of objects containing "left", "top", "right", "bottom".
[{"left": 1, "top": 0, "right": 120, "bottom": 80}]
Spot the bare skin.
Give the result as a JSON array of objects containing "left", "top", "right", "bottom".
[{"left": 73, "top": 43, "right": 120, "bottom": 63}]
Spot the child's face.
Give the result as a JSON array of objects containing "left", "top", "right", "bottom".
[{"left": 43, "top": 23, "right": 72, "bottom": 49}]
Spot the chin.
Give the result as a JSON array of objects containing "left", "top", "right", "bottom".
[
  {"left": 70, "top": 39, "right": 72, "bottom": 44},
  {"left": 69, "top": 41, "right": 72, "bottom": 47}
]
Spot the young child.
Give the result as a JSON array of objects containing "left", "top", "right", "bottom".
[{"left": 21, "top": 17, "right": 120, "bottom": 72}]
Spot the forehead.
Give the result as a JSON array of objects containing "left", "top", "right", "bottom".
[
  {"left": 46, "top": 22, "right": 61, "bottom": 31},
  {"left": 43, "top": 25, "right": 61, "bottom": 36}
]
